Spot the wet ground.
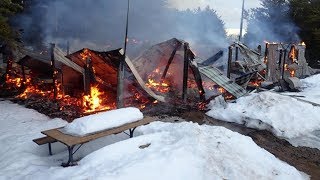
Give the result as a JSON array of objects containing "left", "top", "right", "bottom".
[{"left": 159, "top": 111, "right": 320, "bottom": 180}]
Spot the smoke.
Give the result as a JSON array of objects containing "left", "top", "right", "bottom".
[
  {"left": 13, "top": 0, "right": 228, "bottom": 59},
  {"left": 244, "top": 0, "right": 300, "bottom": 48}
]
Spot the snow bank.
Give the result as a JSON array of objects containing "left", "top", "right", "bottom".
[
  {"left": 32, "top": 122, "right": 307, "bottom": 180},
  {"left": 283, "top": 74, "right": 320, "bottom": 104},
  {"left": 63, "top": 107, "right": 143, "bottom": 136},
  {"left": 0, "top": 101, "right": 307, "bottom": 180},
  {"left": 207, "top": 91, "right": 320, "bottom": 149}
]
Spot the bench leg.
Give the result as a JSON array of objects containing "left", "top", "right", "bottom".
[
  {"left": 62, "top": 145, "right": 75, "bottom": 167},
  {"left": 48, "top": 143, "right": 52, "bottom": 156},
  {"left": 129, "top": 128, "right": 136, "bottom": 138}
]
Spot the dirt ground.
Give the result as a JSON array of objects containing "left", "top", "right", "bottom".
[{"left": 160, "top": 111, "right": 320, "bottom": 180}]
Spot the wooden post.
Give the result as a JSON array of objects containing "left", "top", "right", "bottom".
[
  {"left": 189, "top": 61, "right": 205, "bottom": 101},
  {"left": 282, "top": 49, "right": 287, "bottom": 80},
  {"left": 50, "top": 43, "right": 57, "bottom": 99},
  {"left": 278, "top": 49, "right": 283, "bottom": 69},
  {"left": 84, "top": 57, "right": 92, "bottom": 95},
  {"left": 5, "top": 54, "right": 13, "bottom": 82},
  {"left": 257, "top": 45, "right": 262, "bottom": 55},
  {"left": 61, "top": 70, "right": 64, "bottom": 96},
  {"left": 227, "top": 46, "right": 233, "bottom": 79},
  {"left": 182, "top": 43, "right": 189, "bottom": 102},
  {"left": 21, "top": 65, "right": 26, "bottom": 88}
]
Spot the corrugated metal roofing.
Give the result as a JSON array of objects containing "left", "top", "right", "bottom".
[{"left": 199, "top": 66, "right": 247, "bottom": 98}]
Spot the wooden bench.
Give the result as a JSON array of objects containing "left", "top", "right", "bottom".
[{"left": 33, "top": 116, "right": 155, "bottom": 167}]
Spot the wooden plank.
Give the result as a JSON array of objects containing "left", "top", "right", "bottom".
[
  {"left": 42, "top": 116, "right": 156, "bottom": 147},
  {"left": 54, "top": 48, "right": 85, "bottom": 74},
  {"left": 33, "top": 136, "right": 57, "bottom": 145},
  {"left": 124, "top": 56, "right": 166, "bottom": 102}
]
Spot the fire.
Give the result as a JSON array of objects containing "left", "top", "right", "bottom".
[
  {"left": 18, "top": 85, "right": 52, "bottom": 99},
  {"left": 6, "top": 77, "right": 23, "bottom": 87},
  {"left": 80, "top": 48, "right": 91, "bottom": 60},
  {"left": 290, "top": 70, "right": 295, "bottom": 77},
  {"left": 300, "top": 42, "right": 306, "bottom": 46},
  {"left": 218, "top": 87, "right": 226, "bottom": 93},
  {"left": 146, "top": 68, "right": 170, "bottom": 93},
  {"left": 82, "top": 86, "right": 112, "bottom": 113}
]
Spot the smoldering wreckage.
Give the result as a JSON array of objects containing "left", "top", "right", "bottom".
[{"left": 0, "top": 38, "right": 319, "bottom": 120}]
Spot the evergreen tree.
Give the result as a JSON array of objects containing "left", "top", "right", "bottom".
[
  {"left": 244, "top": 0, "right": 299, "bottom": 48},
  {"left": 290, "top": 0, "right": 320, "bottom": 67},
  {"left": 0, "top": 0, "right": 22, "bottom": 47}
]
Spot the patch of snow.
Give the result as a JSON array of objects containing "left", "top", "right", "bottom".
[
  {"left": 0, "top": 101, "right": 308, "bottom": 179},
  {"left": 62, "top": 107, "right": 143, "bottom": 136},
  {"left": 206, "top": 91, "right": 320, "bottom": 149},
  {"left": 283, "top": 74, "right": 320, "bottom": 104}
]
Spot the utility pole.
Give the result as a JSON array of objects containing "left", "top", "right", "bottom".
[
  {"left": 236, "top": 0, "right": 245, "bottom": 60},
  {"left": 239, "top": 0, "right": 245, "bottom": 42},
  {"left": 117, "top": 0, "right": 130, "bottom": 108}
]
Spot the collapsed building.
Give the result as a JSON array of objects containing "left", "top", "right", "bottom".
[
  {"left": 225, "top": 41, "right": 319, "bottom": 91},
  {"left": 1, "top": 38, "right": 248, "bottom": 116}
]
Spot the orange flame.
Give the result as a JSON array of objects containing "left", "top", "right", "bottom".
[
  {"left": 83, "top": 86, "right": 112, "bottom": 113},
  {"left": 80, "top": 48, "right": 91, "bottom": 60},
  {"left": 146, "top": 68, "right": 170, "bottom": 93}
]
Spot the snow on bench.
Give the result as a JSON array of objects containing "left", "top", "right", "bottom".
[{"left": 61, "top": 107, "right": 143, "bottom": 137}]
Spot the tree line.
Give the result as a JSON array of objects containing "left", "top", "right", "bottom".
[{"left": 245, "top": 0, "right": 320, "bottom": 67}]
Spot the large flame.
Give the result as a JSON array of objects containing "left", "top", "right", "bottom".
[{"left": 82, "top": 86, "right": 112, "bottom": 113}]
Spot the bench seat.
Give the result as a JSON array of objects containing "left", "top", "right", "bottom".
[{"left": 33, "top": 116, "right": 155, "bottom": 166}]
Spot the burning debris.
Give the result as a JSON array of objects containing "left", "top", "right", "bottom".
[{"left": 0, "top": 38, "right": 250, "bottom": 119}]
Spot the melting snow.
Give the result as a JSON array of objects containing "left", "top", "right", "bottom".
[{"left": 207, "top": 74, "right": 320, "bottom": 150}]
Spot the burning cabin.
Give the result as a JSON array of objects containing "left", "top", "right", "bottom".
[{"left": 265, "top": 42, "right": 312, "bottom": 82}]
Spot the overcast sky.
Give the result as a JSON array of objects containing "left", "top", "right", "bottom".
[{"left": 169, "top": 0, "right": 262, "bottom": 34}]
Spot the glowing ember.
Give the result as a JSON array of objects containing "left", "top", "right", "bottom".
[
  {"left": 18, "top": 85, "right": 52, "bottom": 99},
  {"left": 290, "top": 70, "right": 295, "bottom": 77},
  {"left": 300, "top": 42, "right": 306, "bottom": 46},
  {"left": 80, "top": 48, "right": 91, "bottom": 60},
  {"left": 82, "top": 86, "right": 111, "bottom": 113},
  {"left": 6, "top": 77, "right": 23, "bottom": 87},
  {"left": 145, "top": 68, "right": 170, "bottom": 93},
  {"left": 218, "top": 87, "right": 226, "bottom": 94}
]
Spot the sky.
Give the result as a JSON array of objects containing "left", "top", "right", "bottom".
[{"left": 169, "top": 0, "right": 262, "bottom": 35}]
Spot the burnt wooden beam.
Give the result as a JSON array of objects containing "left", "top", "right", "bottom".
[
  {"left": 182, "top": 43, "right": 189, "bottom": 102},
  {"left": 264, "top": 43, "right": 269, "bottom": 80},
  {"left": 282, "top": 49, "right": 287, "bottom": 80},
  {"left": 189, "top": 60, "right": 205, "bottom": 101},
  {"left": 50, "top": 43, "right": 57, "bottom": 100},
  {"left": 227, "top": 46, "right": 233, "bottom": 79},
  {"left": 161, "top": 42, "right": 182, "bottom": 81},
  {"left": 21, "top": 65, "right": 26, "bottom": 88},
  {"left": 84, "top": 57, "right": 92, "bottom": 95},
  {"left": 278, "top": 49, "right": 283, "bottom": 69}
]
